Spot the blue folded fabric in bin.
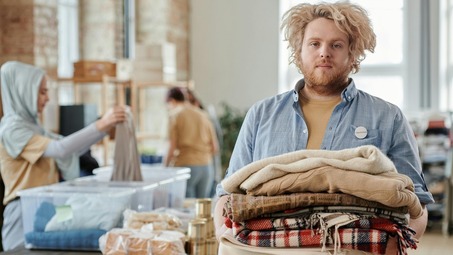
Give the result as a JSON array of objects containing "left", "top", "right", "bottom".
[
  {"left": 25, "top": 229, "right": 106, "bottom": 250},
  {"left": 26, "top": 201, "right": 106, "bottom": 250},
  {"left": 140, "top": 154, "right": 163, "bottom": 164},
  {"left": 34, "top": 202, "right": 56, "bottom": 232}
]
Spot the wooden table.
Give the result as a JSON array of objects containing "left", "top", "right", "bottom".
[{"left": 0, "top": 247, "right": 101, "bottom": 254}]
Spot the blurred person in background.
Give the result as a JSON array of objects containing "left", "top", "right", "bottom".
[{"left": 164, "top": 87, "right": 218, "bottom": 198}]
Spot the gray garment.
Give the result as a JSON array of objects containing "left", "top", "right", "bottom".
[
  {"left": 110, "top": 109, "right": 142, "bottom": 181},
  {"left": 2, "top": 199, "right": 23, "bottom": 251}
]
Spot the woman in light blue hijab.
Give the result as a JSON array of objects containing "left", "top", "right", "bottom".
[{"left": 0, "top": 61, "right": 126, "bottom": 250}]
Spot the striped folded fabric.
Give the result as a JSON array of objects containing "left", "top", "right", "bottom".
[{"left": 226, "top": 213, "right": 417, "bottom": 255}]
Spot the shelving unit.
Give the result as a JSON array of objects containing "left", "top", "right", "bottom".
[{"left": 417, "top": 114, "right": 453, "bottom": 235}]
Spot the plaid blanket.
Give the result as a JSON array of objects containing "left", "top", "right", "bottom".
[
  {"left": 224, "top": 193, "right": 409, "bottom": 222},
  {"left": 228, "top": 213, "right": 417, "bottom": 255},
  {"left": 236, "top": 227, "right": 388, "bottom": 254}
]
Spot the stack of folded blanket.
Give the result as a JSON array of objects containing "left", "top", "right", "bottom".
[{"left": 221, "top": 145, "right": 421, "bottom": 255}]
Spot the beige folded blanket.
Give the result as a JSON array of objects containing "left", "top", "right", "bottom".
[
  {"left": 222, "top": 145, "right": 397, "bottom": 194},
  {"left": 247, "top": 166, "right": 422, "bottom": 219}
]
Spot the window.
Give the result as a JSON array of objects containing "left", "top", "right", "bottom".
[
  {"left": 439, "top": 0, "right": 453, "bottom": 111},
  {"left": 350, "top": 0, "right": 404, "bottom": 108},
  {"left": 57, "top": 0, "right": 79, "bottom": 78}
]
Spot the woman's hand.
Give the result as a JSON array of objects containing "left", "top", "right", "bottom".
[{"left": 95, "top": 106, "right": 128, "bottom": 132}]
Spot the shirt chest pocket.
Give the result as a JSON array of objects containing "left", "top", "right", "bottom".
[{"left": 338, "top": 125, "right": 383, "bottom": 148}]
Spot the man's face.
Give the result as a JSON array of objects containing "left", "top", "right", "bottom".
[
  {"left": 37, "top": 77, "right": 49, "bottom": 113},
  {"left": 300, "top": 18, "right": 353, "bottom": 95}
]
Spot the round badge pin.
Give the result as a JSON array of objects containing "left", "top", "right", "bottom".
[{"left": 354, "top": 126, "right": 367, "bottom": 139}]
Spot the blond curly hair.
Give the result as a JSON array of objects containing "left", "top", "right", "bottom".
[{"left": 281, "top": 2, "right": 376, "bottom": 74}]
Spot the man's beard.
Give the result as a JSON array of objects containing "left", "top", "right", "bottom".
[{"left": 301, "top": 63, "right": 351, "bottom": 96}]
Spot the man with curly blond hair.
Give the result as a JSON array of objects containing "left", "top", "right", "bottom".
[{"left": 215, "top": 2, "right": 433, "bottom": 255}]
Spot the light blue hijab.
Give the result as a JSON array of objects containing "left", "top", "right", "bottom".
[{"left": 0, "top": 61, "right": 78, "bottom": 179}]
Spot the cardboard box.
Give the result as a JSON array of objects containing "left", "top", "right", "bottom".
[
  {"left": 116, "top": 59, "right": 133, "bottom": 80},
  {"left": 73, "top": 61, "right": 116, "bottom": 81},
  {"left": 132, "top": 43, "right": 176, "bottom": 82}
]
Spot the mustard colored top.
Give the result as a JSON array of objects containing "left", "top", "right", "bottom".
[
  {"left": 300, "top": 92, "right": 341, "bottom": 149},
  {"left": 168, "top": 105, "right": 216, "bottom": 166},
  {"left": 0, "top": 135, "right": 58, "bottom": 205}
]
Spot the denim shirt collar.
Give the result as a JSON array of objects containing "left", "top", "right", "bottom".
[{"left": 292, "top": 78, "right": 358, "bottom": 103}]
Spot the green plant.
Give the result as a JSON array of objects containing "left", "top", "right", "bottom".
[{"left": 219, "top": 102, "right": 247, "bottom": 174}]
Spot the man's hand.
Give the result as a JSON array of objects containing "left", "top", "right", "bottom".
[{"left": 386, "top": 206, "right": 428, "bottom": 254}]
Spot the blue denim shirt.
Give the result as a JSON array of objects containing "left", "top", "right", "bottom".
[{"left": 217, "top": 79, "right": 434, "bottom": 205}]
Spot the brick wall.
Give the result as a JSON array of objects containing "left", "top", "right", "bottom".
[
  {"left": 79, "top": 0, "right": 117, "bottom": 60},
  {"left": 0, "top": 0, "right": 57, "bottom": 73},
  {"left": 136, "top": 0, "right": 190, "bottom": 81},
  {"left": 0, "top": 0, "right": 36, "bottom": 66},
  {"left": 34, "top": 0, "right": 58, "bottom": 77},
  {"left": 167, "top": 0, "right": 190, "bottom": 81},
  {"left": 0, "top": 0, "right": 190, "bottom": 80}
]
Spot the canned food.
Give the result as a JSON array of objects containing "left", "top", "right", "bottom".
[
  {"left": 195, "top": 198, "right": 212, "bottom": 218},
  {"left": 204, "top": 218, "right": 215, "bottom": 238},
  {"left": 188, "top": 219, "right": 207, "bottom": 240},
  {"left": 206, "top": 237, "right": 219, "bottom": 255},
  {"left": 188, "top": 239, "right": 206, "bottom": 255}
]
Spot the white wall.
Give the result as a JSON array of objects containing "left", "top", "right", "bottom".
[{"left": 190, "top": 0, "right": 280, "bottom": 112}]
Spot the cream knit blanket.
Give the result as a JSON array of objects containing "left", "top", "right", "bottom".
[{"left": 222, "top": 145, "right": 397, "bottom": 194}]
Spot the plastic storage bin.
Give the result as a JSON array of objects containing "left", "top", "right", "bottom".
[
  {"left": 153, "top": 173, "right": 191, "bottom": 209},
  {"left": 60, "top": 178, "right": 159, "bottom": 212},
  {"left": 17, "top": 185, "right": 134, "bottom": 250},
  {"left": 80, "top": 164, "right": 191, "bottom": 209},
  {"left": 93, "top": 164, "right": 190, "bottom": 182}
]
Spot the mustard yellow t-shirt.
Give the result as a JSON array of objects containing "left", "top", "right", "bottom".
[
  {"left": 300, "top": 93, "right": 342, "bottom": 149},
  {"left": 168, "top": 105, "right": 216, "bottom": 166},
  {"left": 0, "top": 135, "right": 58, "bottom": 205}
]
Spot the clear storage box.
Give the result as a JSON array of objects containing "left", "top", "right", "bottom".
[
  {"left": 61, "top": 178, "right": 159, "bottom": 212},
  {"left": 17, "top": 185, "right": 135, "bottom": 250},
  {"left": 93, "top": 164, "right": 191, "bottom": 182},
  {"left": 75, "top": 164, "right": 191, "bottom": 210}
]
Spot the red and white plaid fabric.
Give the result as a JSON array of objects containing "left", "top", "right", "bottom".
[{"left": 226, "top": 213, "right": 417, "bottom": 255}]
